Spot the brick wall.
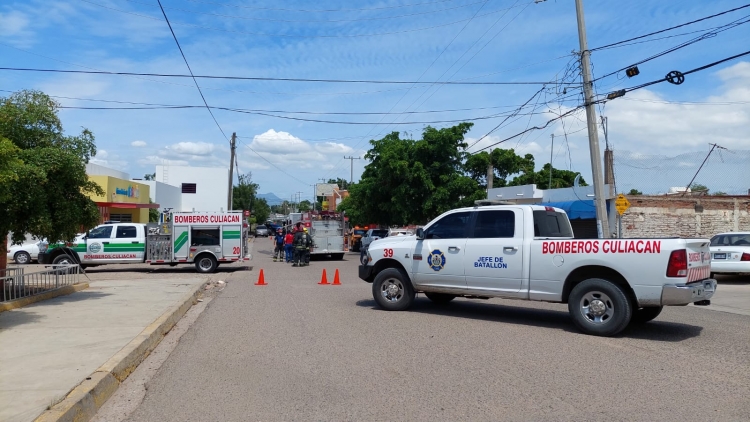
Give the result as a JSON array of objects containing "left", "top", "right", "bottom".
[{"left": 621, "top": 196, "right": 750, "bottom": 238}]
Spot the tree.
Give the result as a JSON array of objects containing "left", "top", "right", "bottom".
[
  {"left": 628, "top": 189, "right": 643, "bottom": 195},
  {"left": 0, "top": 90, "right": 103, "bottom": 271},
  {"left": 336, "top": 196, "right": 364, "bottom": 226},
  {"left": 326, "top": 178, "right": 350, "bottom": 190},
  {"left": 464, "top": 148, "right": 535, "bottom": 189},
  {"left": 509, "top": 163, "right": 587, "bottom": 189},
  {"left": 252, "top": 198, "right": 271, "bottom": 224},
  {"left": 690, "top": 183, "right": 709, "bottom": 194},
  {"left": 298, "top": 200, "right": 312, "bottom": 211},
  {"left": 349, "top": 123, "right": 483, "bottom": 225},
  {"left": 148, "top": 200, "right": 159, "bottom": 223},
  {"left": 144, "top": 173, "right": 156, "bottom": 181},
  {"left": 713, "top": 191, "right": 727, "bottom": 196},
  {"left": 232, "top": 173, "right": 258, "bottom": 212}
]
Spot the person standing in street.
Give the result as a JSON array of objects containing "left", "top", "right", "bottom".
[
  {"left": 292, "top": 228, "right": 306, "bottom": 267},
  {"left": 303, "top": 227, "right": 313, "bottom": 266},
  {"left": 284, "top": 230, "right": 294, "bottom": 263},
  {"left": 273, "top": 228, "right": 284, "bottom": 262}
]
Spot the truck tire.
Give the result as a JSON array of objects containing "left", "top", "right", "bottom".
[
  {"left": 195, "top": 255, "right": 218, "bottom": 274},
  {"left": 372, "top": 268, "right": 415, "bottom": 311},
  {"left": 424, "top": 292, "right": 456, "bottom": 304},
  {"left": 14, "top": 251, "right": 31, "bottom": 265},
  {"left": 631, "top": 306, "right": 663, "bottom": 324},
  {"left": 52, "top": 254, "right": 77, "bottom": 266},
  {"left": 568, "top": 278, "right": 632, "bottom": 337}
]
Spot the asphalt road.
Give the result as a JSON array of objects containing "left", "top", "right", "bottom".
[{"left": 124, "top": 241, "right": 750, "bottom": 421}]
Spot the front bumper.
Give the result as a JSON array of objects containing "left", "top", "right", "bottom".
[
  {"left": 359, "top": 265, "right": 374, "bottom": 283},
  {"left": 37, "top": 252, "right": 52, "bottom": 264},
  {"left": 661, "top": 279, "right": 717, "bottom": 306}
]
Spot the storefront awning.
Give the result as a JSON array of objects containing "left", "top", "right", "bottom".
[
  {"left": 540, "top": 200, "right": 597, "bottom": 220},
  {"left": 96, "top": 202, "right": 160, "bottom": 209}
]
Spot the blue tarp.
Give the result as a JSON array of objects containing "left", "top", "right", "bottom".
[{"left": 540, "top": 200, "right": 597, "bottom": 220}]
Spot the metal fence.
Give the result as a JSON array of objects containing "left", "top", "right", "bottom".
[{"left": 1, "top": 265, "right": 81, "bottom": 302}]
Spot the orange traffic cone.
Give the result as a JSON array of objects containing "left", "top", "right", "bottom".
[
  {"left": 332, "top": 269, "right": 341, "bottom": 285},
  {"left": 255, "top": 269, "right": 267, "bottom": 285},
  {"left": 318, "top": 268, "right": 330, "bottom": 285}
]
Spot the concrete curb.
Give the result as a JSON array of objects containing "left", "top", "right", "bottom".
[
  {"left": 0, "top": 283, "right": 89, "bottom": 313},
  {"left": 34, "top": 280, "right": 207, "bottom": 422}
]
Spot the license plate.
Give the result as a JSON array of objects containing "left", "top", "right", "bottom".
[{"left": 713, "top": 253, "right": 726, "bottom": 260}]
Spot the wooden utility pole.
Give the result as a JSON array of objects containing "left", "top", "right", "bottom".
[
  {"left": 227, "top": 132, "right": 236, "bottom": 211},
  {"left": 487, "top": 150, "right": 494, "bottom": 190},
  {"left": 549, "top": 134, "right": 554, "bottom": 189},
  {"left": 575, "top": 0, "right": 611, "bottom": 238}
]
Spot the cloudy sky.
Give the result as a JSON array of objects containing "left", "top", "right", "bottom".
[{"left": 2, "top": 0, "right": 749, "bottom": 199}]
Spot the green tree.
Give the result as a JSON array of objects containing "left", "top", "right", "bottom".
[
  {"left": 713, "top": 191, "right": 727, "bottom": 196},
  {"left": 628, "top": 189, "right": 643, "bottom": 195},
  {"left": 148, "top": 200, "right": 159, "bottom": 223},
  {"left": 0, "top": 90, "right": 102, "bottom": 271},
  {"left": 144, "top": 172, "right": 156, "bottom": 181},
  {"left": 326, "top": 178, "right": 350, "bottom": 190},
  {"left": 232, "top": 172, "right": 258, "bottom": 212},
  {"left": 464, "top": 148, "right": 535, "bottom": 189},
  {"left": 510, "top": 163, "right": 587, "bottom": 189},
  {"left": 298, "top": 200, "right": 312, "bottom": 211},
  {"left": 690, "top": 183, "right": 709, "bottom": 194},
  {"left": 336, "top": 195, "right": 364, "bottom": 226},
  {"left": 252, "top": 198, "right": 271, "bottom": 224},
  {"left": 350, "top": 123, "right": 483, "bottom": 225}
]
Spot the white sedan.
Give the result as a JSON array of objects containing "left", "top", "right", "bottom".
[
  {"left": 710, "top": 232, "right": 750, "bottom": 276},
  {"left": 7, "top": 240, "right": 45, "bottom": 265}
]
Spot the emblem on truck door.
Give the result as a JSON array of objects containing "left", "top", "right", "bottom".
[
  {"left": 428, "top": 249, "right": 445, "bottom": 271},
  {"left": 89, "top": 242, "right": 102, "bottom": 253}
]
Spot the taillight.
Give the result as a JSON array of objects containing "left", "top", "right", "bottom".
[
  {"left": 666, "top": 249, "right": 688, "bottom": 277},
  {"left": 741, "top": 253, "right": 750, "bottom": 262}
]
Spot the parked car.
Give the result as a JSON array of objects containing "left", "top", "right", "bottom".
[
  {"left": 6, "top": 240, "right": 46, "bottom": 264},
  {"left": 255, "top": 226, "right": 269, "bottom": 237},
  {"left": 388, "top": 228, "right": 413, "bottom": 237},
  {"left": 360, "top": 229, "right": 389, "bottom": 251},
  {"left": 710, "top": 232, "right": 750, "bottom": 276}
]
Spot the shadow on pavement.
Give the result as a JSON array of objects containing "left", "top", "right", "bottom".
[
  {"left": 355, "top": 297, "right": 703, "bottom": 342},
  {"left": 0, "top": 310, "right": 43, "bottom": 329},
  {"left": 715, "top": 274, "right": 750, "bottom": 285},
  {"left": 82, "top": 266, "right": 249, "bottom": 274}
]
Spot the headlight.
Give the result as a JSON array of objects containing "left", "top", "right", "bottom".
[
  {"left": 38, "top": 242, "right": 49, "bottom": 253},
  {"left": 366, "top": 251, "right": 372, "bottom": 263}
]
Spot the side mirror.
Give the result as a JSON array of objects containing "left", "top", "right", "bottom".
[{"left": 416, "top": 228, "right": 424, "bottom": 240}]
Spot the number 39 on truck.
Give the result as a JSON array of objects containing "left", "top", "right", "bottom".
[{"left": 38, "top": 210, "right": 250, "bottom": 273}]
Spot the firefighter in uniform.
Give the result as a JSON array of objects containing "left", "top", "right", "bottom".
[
  {"left": 303, "top": 227, "right": 313, "bottom": 266},
  {"left": 292, "top": 228, "right": 308, "bottom": 267}
]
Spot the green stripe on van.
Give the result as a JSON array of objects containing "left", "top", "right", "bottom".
[
  {"left": 174, "top": 232, "right": 188, "bottom": 253},
  {"left": 223, "top": 230, "right": 241, "bottom": 239}
]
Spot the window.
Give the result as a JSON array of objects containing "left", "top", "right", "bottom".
[
  {"left": 424, "top": 212, "right": 472, "bottom": 239},
  {"left": 533, "top": 210, "right": 574, "bottom": 238},
  {"left": 710, "top": 234, "right": 750, "bottom": 246},
  {"left": 370, "top": 230, "right": 388, "bottom": 238},
  {"left": 88, "top": 226, "right": 112, "bottom": 239},
  {"left": 472, "top": 210, "right": 515, "bottom": 238},
  {"left": 116, "top": 226, "right": 138, "bottom": 238},
  {"left": 182, "top": 183, "right": 197, "bottom": 194},
  {"left": 109, "top": 213, "right": 133, "bottom": 223},
  {"left": 191, "top": 228, "right": 220, "bottom": 246}
]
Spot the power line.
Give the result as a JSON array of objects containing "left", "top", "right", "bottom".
[
  {"left": 465, "top": 87, "right": 545, "bottom": 150},
  {"left": 591, "top": 3, "right": 750, "bottom": 51},
  {"left": 155, "top": 0, "right": 228, "bottom": 142},
  {"left": 0, "top": 67, "right": 580, "bottom": 85}
]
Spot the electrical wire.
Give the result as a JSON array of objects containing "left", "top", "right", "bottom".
[
  {"left": 156, "top": 0, "right": 228, "bottom": 142},
  {"left": 591, "top": 3, "right": 750, "bottom": 51},
  {"left": 0, "top": 67, "right": 579, "bottom": 85}
]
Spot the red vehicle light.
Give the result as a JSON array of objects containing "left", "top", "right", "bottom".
[
  {"left": 545, "top": 206, "right": 555, "bottom": 212},
  {"left": 189, "top": 247, "right": 197, "bottom": 252},
  {"left": 666, "top": 249, "right": 688, "bottom": 277},
  {"left": 741, "top": 253, "right": 750, "bottom": 262}
]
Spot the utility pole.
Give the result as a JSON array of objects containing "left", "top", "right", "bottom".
[
  {"left": 487, "top": 150, "right": 494, "bottom": 191},
  {"left": 549, "top": 134, "right": 554, "bottom": 189},
  {"left": 227, "top": 132, "right": 236, "bottom": 211},
  {"left": 343, "top": 156, "right": 361, "bottom": 185},
  {"left": 575, "top": 0, "right": 610, "bottom": 239}
]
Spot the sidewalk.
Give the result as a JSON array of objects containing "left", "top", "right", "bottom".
[{"left": 0, "top": 276, "right": 206, "bottom": 422}]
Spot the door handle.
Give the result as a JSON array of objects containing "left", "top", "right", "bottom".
[
  {"left": 102, "top": 241, "right": 110, "bottom": 245},
  {"left": 448, "top": 246, "right": 460, "bottom": 251},
  {"left": 131, "top": 241, "right": 139, "bottom": 244},
  {"left": 503, "top": 246, "right": 518, "bottom": 251}
]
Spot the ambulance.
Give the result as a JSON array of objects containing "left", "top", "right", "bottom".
[{"left": 38, "top": 210, "right": 250, "bottom": 273}]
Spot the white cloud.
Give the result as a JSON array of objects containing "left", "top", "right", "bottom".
[
  {"left": 245, "top": 129, "right": 356, "bottom": 169},
  {"left": 130, "top": 140, "right": 147, "bottom": 148},
  {"left": 166, "top": 142, "right": 216, "bottom": 156},
  {"left": 90, "top": 149, "right": 128, "bottom": 170},
  {"left": 0, "top": 11, "right": 32, "bottom": 46}
]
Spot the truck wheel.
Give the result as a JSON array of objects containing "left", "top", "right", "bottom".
[
  {"left": 52, "top": 254, "right": 76, "bottom": 266},
  {"left": 14, "top": 251, "right": 31, "bottom": 265},
  {"left": 424, "top": 292, "right": 456, "bottom": 304},
  {"left": 568, "top": 278, "right": 632, "bottom": 337},
  {"left": 631, "top": 306, "right": 663, "bottom": 324},
  {"left": 372, "top": 268, "right": 415, "bottom": 311},
  {"left": 195, "top": 255, "right": 218, "bottom": 274}
]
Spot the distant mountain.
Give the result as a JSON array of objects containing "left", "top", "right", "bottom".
[{"left": 257, "top": 192, "right": 283, "bottom": 206}]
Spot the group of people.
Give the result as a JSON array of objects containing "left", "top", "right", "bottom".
[{"left": 272, "top": 222, "right": 314, "bottom": 267}]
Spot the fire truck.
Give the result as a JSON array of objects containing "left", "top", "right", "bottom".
[
  {"left": 38, "top": 210, "right": 250, "bottom": 273},
  {"left": 297, "top": 211, "right": 345, "bottom": 260}
]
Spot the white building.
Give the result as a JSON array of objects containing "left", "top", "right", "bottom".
[
  {"left": 134, "top": 180, "right": 182, "bottom": 212},
  {"left": 86, "top": 163, "right": 130, "bottom": 180},
  {"left": 155, "top": 165, "right": 229, "bottom": 212}
]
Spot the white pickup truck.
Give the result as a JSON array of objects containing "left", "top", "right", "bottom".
[{"left": 358, "top": 204, "right": 716, "bottom": 336}]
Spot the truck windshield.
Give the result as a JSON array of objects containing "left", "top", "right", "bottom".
[
  {"left": 353, "top": 230, "right": 366, "bottom": 236},
  {"left": 371, "top": 230, "right": 388, "bottom": 237},
  {"left": 533, "top": 210, "right": 574, "bottom": 238}
]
